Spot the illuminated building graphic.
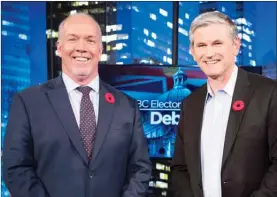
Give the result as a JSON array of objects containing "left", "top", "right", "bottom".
[
  {"left": 178, "top": 2, "right": 200, "bottom": 66},
  {"left": 159, "top": 68, "right": 191, "bottom": 101},
  {"left": 1, "top": 3, "right": 31, "bottom": 148},
  {"left": 46, "top": 1, "right": 174, "bottom": 74},
  {"left": 2, "top": 3, "right": 32, "bottom": 197},
  {"left": 115, "top": 2, "right": 173, "bottom": 65},
  {"left": 1, "top": 2, "right": 47, "bottom": 197},
  {"left": 148, "top": 159, "right": 172, "bottom": 196}
]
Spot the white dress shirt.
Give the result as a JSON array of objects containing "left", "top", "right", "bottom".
[
  {"left": 201, "top": 66, "right": 238, "bottom": 197},
  {"left": 62, "top": 73, "right": 100, "bottom": 127}
]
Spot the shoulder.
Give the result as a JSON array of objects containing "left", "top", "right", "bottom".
[
  {"left": 18, "top": 80, "right": 50, "bottom": 96},
  {"left": 237, "top": 69, "right": 277, "bottom": 107},
  {"left": 16, "top": 77, "right": 60, "bottom": 100},
  {"left": 247, "top": 71, "right": 277, "bottom": 91}
]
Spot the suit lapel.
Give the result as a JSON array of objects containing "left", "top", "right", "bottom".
[
  {"left": 222, "top": 68, "right": 254, "bottom": 168},
  {"left": 91, "top": 80, "right": 116, "bottom": 162},
  {"left": 45, "top": 76, "right": 89, "bottom": 165},
  {"left": 188, "top": 85, "right": 207, "bottom": 184}
]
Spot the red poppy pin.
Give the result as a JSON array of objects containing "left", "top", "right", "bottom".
[
  {"left": 232, "top": 100, "right": 244, "bottom": 111},
  {"left": 105, "top": 93, "right": 115, "bottom": 104}
]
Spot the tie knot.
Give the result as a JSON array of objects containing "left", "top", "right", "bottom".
[{"left": 77, "top": 86, "right": 92, "bottom": 96}]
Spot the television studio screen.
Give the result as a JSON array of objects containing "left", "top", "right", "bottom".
[
  {"left": 99, "top": 64, "right": 262, "bottom": 158},
  {"left": 99, "top": 64, "right": 206, "bottom": 158}
]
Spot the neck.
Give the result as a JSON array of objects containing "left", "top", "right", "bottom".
[
  {"left": 75, "top": 74, "right": 98, "bottom": 86},
  {"left": 63, "top": 72, "right": 98, "bottom": 86},
  {"left": 208, "top": 66, "right": 234, "bottom": 94}
]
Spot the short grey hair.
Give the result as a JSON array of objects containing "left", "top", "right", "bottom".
[
  {"left": 58, "top": 12, "right": 102, "bottom": 42},
  {"left": 189, "top": 11, "right": 238, "bottom": 46}
]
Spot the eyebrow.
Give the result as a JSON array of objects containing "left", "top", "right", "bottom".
[
  {"left": 195, "top": 42, "right": 206, "bottom": 46},
  {"left": 86, "top": 36, "right": 97, "bottom": 39},
  {"left": 212, "top": 39, "right": 223, "bottom": 43},
  {"left": 195, "top": 39, "right": 223, "bottom": 45},
  {"left": 67, "top": 34, "right": 97, "bottom": 39}
]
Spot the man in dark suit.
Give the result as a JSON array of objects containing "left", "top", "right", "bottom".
[
  {"left": 171, "top": 11, "right": 277, "bottom": 197},
  {"left": 3, "top": 13, "right": 152, "bottom": 197}
]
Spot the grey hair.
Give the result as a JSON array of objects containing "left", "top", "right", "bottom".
[
  {"left": 58, "top": 12, "right": 102, "bottom": 42},
  {"left": 189, "top": 11, "right": 238, "bottom": 46}
]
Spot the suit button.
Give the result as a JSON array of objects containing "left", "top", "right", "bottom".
[
  {"left": 223, "top": 181, "right": 229, "bottom": 184},
  {"left": 198, "top": 183, "right": 202, "bottom": 189},
  {"left": 89, "top": 171, "right": 94, "bottom": 179}
]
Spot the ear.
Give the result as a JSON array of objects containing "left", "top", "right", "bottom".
[
  {"left": 98, "top": 42, "right": 103, "bottom": 59},
  {"left": 56, "top": 40, "right": 62, "bottom": 57},
  {"left": 190, "top": 45, "right": 196, "bottom": 61}
]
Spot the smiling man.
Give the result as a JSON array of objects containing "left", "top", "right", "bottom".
[
  {"left": 57, "top": 14, "right": 103, "bottom": 85},
  {"left": 171, "top": 11, "right": 277, "bottom": 197},
  {"left": 3, "top": 13, "right": 151, "bottom": 197}
]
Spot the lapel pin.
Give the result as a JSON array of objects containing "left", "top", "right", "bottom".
[
  {"left": 105, "top": 93, "right": 115, "bottom": 104},
  {"left": 232, "top": 100, "right": 244, "bottom": 111}
]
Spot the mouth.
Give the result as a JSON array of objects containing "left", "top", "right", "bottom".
[
  {"left": 204, "top": 60, "right": 220, "bottom": 65},
  {"left": 73, "top": 56, "right": 91, "bottom": 63}
]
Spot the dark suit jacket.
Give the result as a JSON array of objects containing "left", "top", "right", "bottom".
[
  {"left": 3, "top": 76, "right": 152, "bottom": 197},
  {"left": 171, "top": 68, "right": 277, "bottom": 197}
]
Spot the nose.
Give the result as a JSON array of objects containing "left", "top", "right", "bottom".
[
  {"left": 75, "top": 39, "right": 87, "bottom": 53},
  {"left": 205, "top": 46, "right": 216, "bottom": 58}
]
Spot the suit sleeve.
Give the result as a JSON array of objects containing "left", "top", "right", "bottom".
[
  {"left": 2, "top": 93, "right": 49, "bottom": 197},
  {"left": 121, "top": 101, "right": 152, "bottom": 197},
  {"left": 171, "top": 102, "right": 194, "bottom": 197},
  {"left": 250, "top": 85, "right": 277, "bottom": 197}
]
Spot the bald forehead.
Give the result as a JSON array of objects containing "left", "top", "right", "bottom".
[
  {"left": 64, "top": 14, "right": 96, "bottom": 26},
  {"left": 58, "top": 13, "right": 102, "bottom": 40}
]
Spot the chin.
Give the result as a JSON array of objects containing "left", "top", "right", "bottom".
[
  {"left": 77, "top": 72, "right": 91, "bottom": 79},
  {"left": 73, "top": 69, "right": 90, "bottom": 76},
  {"left": 207, "top": 72, "right": 221, "bottom": 79}
]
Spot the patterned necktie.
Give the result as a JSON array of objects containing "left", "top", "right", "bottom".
[{"left": 77, "top": 86, "right": 97, "bottom": 160}]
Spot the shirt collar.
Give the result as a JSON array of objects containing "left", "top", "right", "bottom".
[
  {"left": 224, "top": 65, "right": 238, "bottom": 97},
  {"left": 206, "top": 65, "right": 238, "bottom": 102},
  {"left": 62, "top": 72, "right": 100, "bottom": 94}
]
